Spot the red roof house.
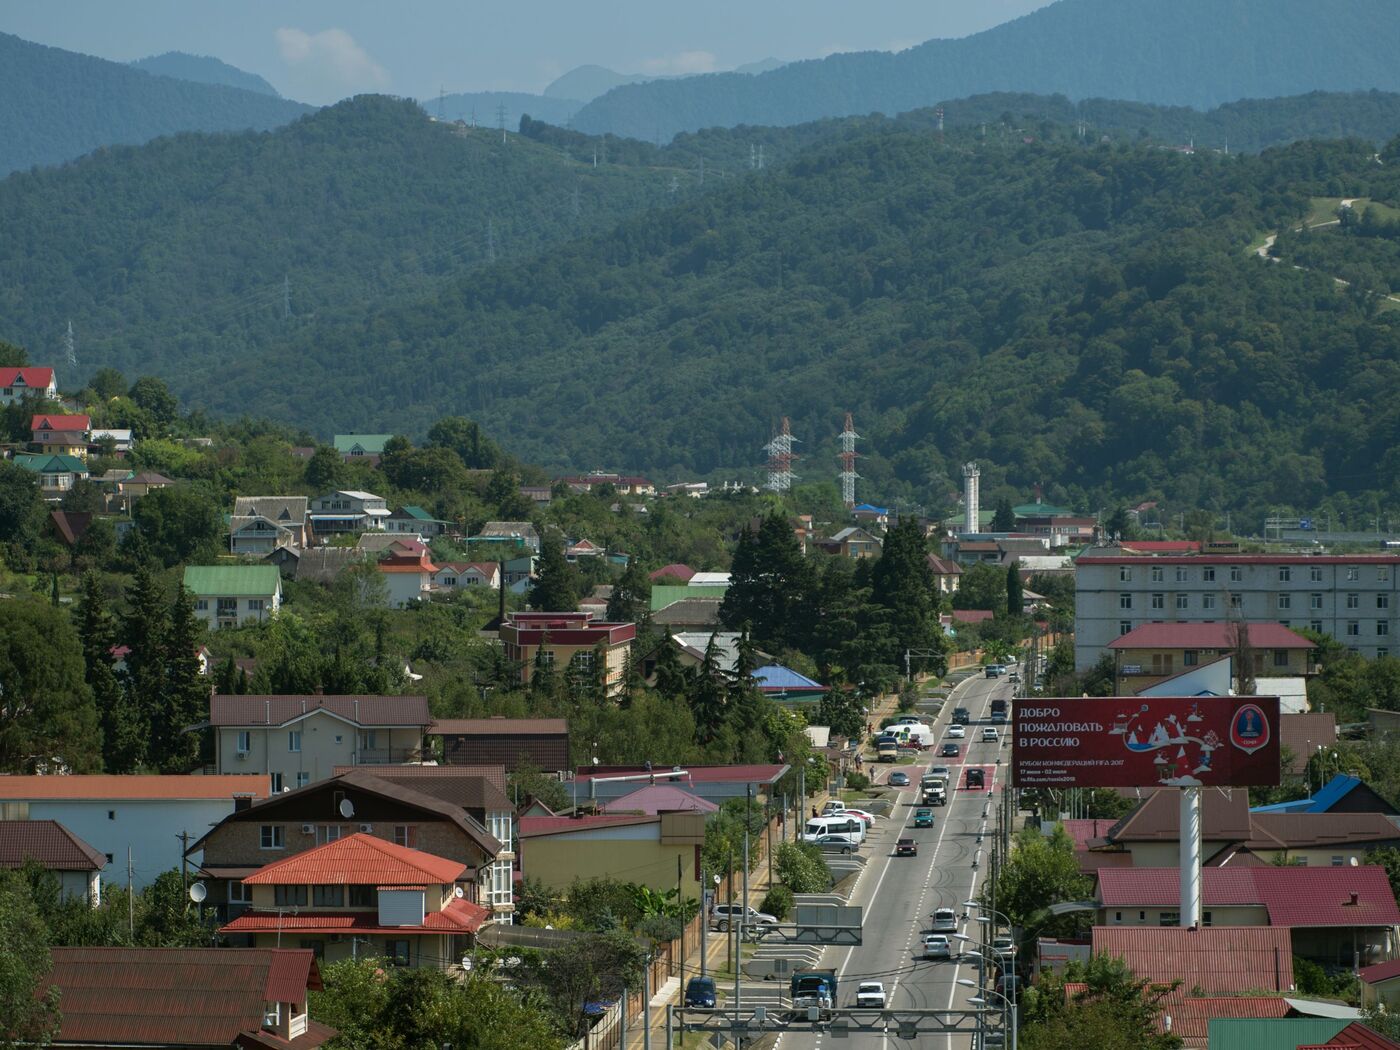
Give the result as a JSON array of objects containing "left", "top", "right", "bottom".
[
  {"left": 649, "top": 563, "right": 697, "bottom": 583},
  {"left": 31, "top": 413, "right": 90, "bottom": 455},
  {"left": 0, "top": 366, "right": 56, "bottom": 401},
  {"left": 1091, "top": 925, "right": 1294, "bottom": 994}
]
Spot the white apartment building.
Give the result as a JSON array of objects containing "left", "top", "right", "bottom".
[{"left": 1075, "top": 550, "right": 1400, "bottom": 670}]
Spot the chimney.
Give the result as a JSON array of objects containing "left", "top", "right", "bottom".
[
  {"left": 233, "top": 794, "right": 254, "bottom": 812},
  {"left": 1348, "top": 892, "right": 1360, "bottom": 906},
  {"left": 962, "top": 462, "right": 980, "bottom": 536}
]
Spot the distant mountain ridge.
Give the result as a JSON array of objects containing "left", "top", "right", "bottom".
[
  {"left": 0, "top": 32, "right": 310, "bottom": 175},
  {"left": 129, "top": 51, "right": 282, "bottom": 97},
  {"left": 432, "top": 91, "right": 581, "bottom": 129},
  {"left": 572, "top": 0, "right": 1400, "bottom": 140}
]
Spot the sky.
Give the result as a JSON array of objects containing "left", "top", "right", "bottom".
[{"left": 0, "top": 0, "right": 1053, "bottom": 105}]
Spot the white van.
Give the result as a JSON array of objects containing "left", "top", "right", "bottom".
[{"left": 803, "top": 816, "right": 866, "bottom": 844}]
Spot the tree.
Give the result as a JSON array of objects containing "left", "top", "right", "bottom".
[
  {"left": 529, "top": 530, "right": 579, "bottom": 612},
  {"left": 130, "top": 484, "right": 222, "bottom": 567},
  {"left": 427, "top": 415, "right": 499, "bottom": 469},
  {"left": 304, "top": 446, "right": 345, "bottom": 491},
  {"left": 606, "top": 557, "right": 650, "bottom": 625},
  {"left": 1022, "top": 954, "right": 1182, "bottom": 1050},
  {"left": 152, "top": 585, "right": 207, "bottom": 772},
  {"left": 0, "top": 340, "right": 27, "bottom": 368},
  {"left": 815, "top": 687, "right": 865, "bottom": 740},
  {"left": 87, "top": 366, "right": 127, "bottom": 401},
  {"left": 953, "top": 561, "right": 1007, "bottom": 612},
  {"left": 991, "top": 497, "right": 1016, "bottom": 532},
  {"left": 127, "top": 376, "right": 179, "bottom": 434},
  {"left": 0, "top": 600, "right": 102, "bottom": 773},
  {"left": 1104, "top": 506, "right": 1132, "bottom": 541},
  {"left": 869, "top": 517, "right": 945, "bottom": 677},
  {"left": 987, "top": 825, "right": 1093, "bottom": 936},
  {"left": 687, "top": 636, "right": 730, "bottom": 743},
  {"left": 0, "top": 871, "right": 61, "bottom": 1049},
  {"left": 720, "top": 515, "right": 816, "bottom": 654},
  {"left": 528, "top": 929, "right": 647, "bottom": 1040},
  {"left": 0, "top": 460, "right": 46, "bottom": 569},
  {"left": 1007, "top": 560, "right": 1024, "bottom": 618},
  {"left": 75, "top": 573, "right": 142, "bottom": 772}
]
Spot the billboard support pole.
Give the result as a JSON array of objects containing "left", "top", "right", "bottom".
[{"left": 1179, "top": 786, "right": 1202, "bottom": 928}]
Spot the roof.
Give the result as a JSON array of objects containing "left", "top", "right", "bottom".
[
  {"left": 0, "top": 775, "right": 265, "bottom": 801},
  {"left": 32, "top": 413, "right": 89, "bottom": 432},
  {"left": 951, "top": 609, "right": 995, "bottom": 623},
  {"left": 1315, "top": 1021, "right": 1400, "bottom": 1049},
  {"left": 1081, "top": 553, "right": 1400, "bottom": 566},
  {"left": 336, "top": 767, "right": 511, "bottom": 811},
  {"left": 48, "top": 510, "right": 92, "bottom": 546},
  {"left": 332, "top": 434, "right": 393, "bottom": 453},
  {"left": 1360, "top": 958, "right": 1400, "bottom": 984},
  {"left": 428, "top": 717, "right": 569, "bottom": 736},
  {"left": 0, "top": 366, "right": 54, "bottom": 388},
  {"left": 1121, "top": 540, "right": 1202, "bottom": 553},
  {"left": 479, "top": 521, "right": 538, "bottom": 537},
  {"left": 243, "top": 832, "right": 466, "bottom": 886},
  {"left": 1097, "top": 865, "right": 1400, "bottom": 926},
  {"left": 0, "top": 820, "right": 106, "bottom": 871},
  {"left": 1281, "top": 713, "right": 1338, "bottom": 776},
  {"left": 520, "top": 813, "right": 661, "bottom": 837},
  {"left": 377, "top": 554, "right": 439, "bottom": 574},
  {"left": 606, "top": 784, "right": 720, "bottom": 815},
  {"left": 125, "top": 471, "right": 173, "bottom": 485},
  {"left": 1154, "top": 996, "right": 1291, "bottom": 1046},
  {"left": 1253, "top": 773, "right": 1360, "bottom": 814},
  {"left": 926, "top": 555, "right": 963, "bottom": 575},
  {"left": 650, "top": 584, "right": 728, "bottom": 611},
  {"left": 1091, "top": 925, "right": 1294, "bottom": 994},
  {"left": 394, "top": 505, "right": 448, "bottom": 523},
  {"left": 652, "top": 598, "right": 724, "bottom": 626},
  {"left": 1209, "top": 1019, "right": 1350, "bottom": 1050},
  {"left": 222, "top": 897, "right": 490, "bottom": 936},
  {"left": 1247, "top": 812, "right": 1400, "bottom": 850},
  {"left": 1014, "top": 501, "right": 1073, "bottom": 517},
  {"left": 293, "top": 547, "right": 368, "bottom": 583},
  {"left": 649, "top": 563, "right": 696, "bottom": 582},
  {"left": 232, "top": 496, "right": 308, "bottom": 523},
  {"left": 48, "top": 947, "right": 327, "bottom": 1049},
  {"left": 571, "top": 764, "right": 789, "bottom": 785},
  {"left": 1104, "top": 787, "right": 1253, "bottom": 842},
  {"left": 1108, "top": 622, "right": 1315, "bottom": 650},
  {"left": 183, "top": 565, "right": 281, "bottom": 597},
  {"left": 752, "top": 665, "right": 828, "bottom": 693},
  {"left": 209, "top": 694, "right": 430, "bottom": 728},
  {"left": 13, "top": 453, "right": 88, "bottom": 474}
]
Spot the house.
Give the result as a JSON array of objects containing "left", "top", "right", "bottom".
[
  {"left": 502, "top": 553, "right": 537, "bottom": 593},
  {"left": 650, "top": 584, "right": 729, "bottom": 612},
  {"left": 0, "top": 820, "right": 105, "bottom": 904},
  {"left": 556, "top": 472, "right": 656, "bottom": 496},
  {"left": 650, "top": 563, "right": 697, "bottom": 583},
  {"left": 209, "top": 693, "right": 431, "bottom": 792},
  {"left": 1361, "top": 958, "right": 1400, "bottom": 1007},
  {"left": 429, "top": 717, "right": 570, "bottom": 773},
  {"left": 87, "top": 428, "right": 133, "bottom": 456},
  {"left": 281, "top": 546, "right": 367, "bottom": 584},
  {"left": 1018, "top": 515, "right": 1098, "bottom": 548},
  {"left": 184, "top": 565, "right": 282, "bottom": 629},
  {"left": 651, "top": 598, "right": 723, "bottom": 629},
  {"left": 48, "top": 509, "right": 94, "bottom": 548},
  {"left": 229, "top": 515, "right": 297, "bottom": 557},
  {"left": 0, "top": 365, "right": 56, "bottom": 405},
  {"left": 0, "top": 775, "right": 265, "bottom": 889},
  {"left": 46, "top": 947, "right": 334, "bottom": 1050},
  {"left": 231, "top": 497, "right": 310, "bottom": 554},
  {"left": 752, "top": 664, "right": 829, "bottom": 705},
  {"left": 1207, "top": 1018, "right": 1384, "bottom": 1049},
  {"left": 13, "top": 452, "right": 89, "bottom": 496},
  {"left": 194, "top": 770, "right": 503, "bottom": 926},
  {"left": 219, "top": 833, "right": 492, "bottom": 967},
  {"left": 385, "top": 505, "right": 453, "bottom": 537},
  {"left": 472, "top": 521, "right": 540, "bottom": 553},
  {"left": 520, "top": 485, "right": 552, "bottom": 506},
  {"left": 432, "top": 561, "right": 501, "bottom": 590},
  {"left": 927, "top": 555, "right": 963, "bottom": 595},
  {"left": 497, "top": 611, "right": 636, "bottom": 697},
  {"left": 604, "top": 784, "right": 719, "bottom": 816},
  {"left": 1281, "top": 712, "right": 1338, "bottom": 775},
  {"left": 1091, "top": 925, "right": 1294, "bottom": 993},
  {"left": 377, "top": 552, "right": 438, "bottom": 608},
  {"left": 355, "top": 533, "right": 421, "bottom": 555},
  {"left": 1253, "top": 774, "right": 1398, "bottom": 816},
  {"left": 1108, "top": 621, "right": 1315, "bottom": 693},
  {"left": 519, "top": 811, "right": 705, "bottom": 899},
  {"left": 121, "top": 471, "right": 174, "bottom": 499},
  {"left": 821, "top": 526, "right": 883, "bottom": 559},
  {"left": 333, "top": 433, "right": 392, "bottom": 461},
  {"left": 31, "top": 413, "right": 90, "bottom": 457},
  {"left": 569, "top": 764, "right": 791, "bottom": 807},
  {"left": 309, "top": 490, "right": 390, "bottom": 537},
  {"left": 564, "top": 537, "right": 607, "bottom": 562}
]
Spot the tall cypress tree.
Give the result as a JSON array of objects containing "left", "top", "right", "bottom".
[
  {"left": 529, "top": 531, "right": 579, "bottom": 612},
  {"left": 1007, "top": 561, "right": 1024, "bottom": 618},
  {"left": 869, "top": 517, "right": 945, "bottom": 677},
  {"left": 606, "top": 558, "right": 650, "bottom": 625},
  {"left": 76, "top": 572, "right": 140, "bottom": 772},
  {"left": 153, "top": 585, "right": 208, "bottom": 772},
  {"left": 118, "top": 563, "right": 169, "bottom": 769},
  {"left": 720, "top": 515, "right": 816, "bottom": 654}
]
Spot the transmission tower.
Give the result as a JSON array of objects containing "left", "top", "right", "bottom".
[
  {"left": 496, "top": 102, "right": 507, "bottom": 143},
  {"left": 936, "top": 106, "right": 944, "bottom": 143},
  {"left": 838, "top": 412, "right": 860, "bottom": 508},
  {"left": 763, "top": 417, "right": 798, "bottom": 493},
  {"left": 437, "top": 87, "right": 446, "bottom": 121},
  {"left": 63, "top": 320, "right": 76, "bottom": 369}
]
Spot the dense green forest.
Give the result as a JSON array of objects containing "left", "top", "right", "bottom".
[
  {"left": 572, "top": 0, "right": 1400, "bottom": 140},
  {"left": 0, "top": 32, "right": 309, "bottom": 175},
  {"left": 128, "top": 51, "right": 282, "bottom": 98}
]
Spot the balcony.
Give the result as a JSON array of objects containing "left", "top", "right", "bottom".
[{"left": 353, "top": 747, "right": 423, "bottom": 765}]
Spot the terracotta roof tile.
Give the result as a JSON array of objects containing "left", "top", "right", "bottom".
[
  {"left": 1091, "top": 925, "right": 1294, "bottom": 994},
  {"left": 429, "top": 717, "right": 569, "bottom": 735},
  {"left": 242, "top": 832, "right": 466, "bottom": 886},
  {"left": 1109, "top": 622, "right": 1314, "bottom": 649},
  {"left": 221, "top": 898, "right": 489, "bottom": 935}
]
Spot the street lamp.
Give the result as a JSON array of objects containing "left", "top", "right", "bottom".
[{"left": 961, "top": 981, "right": 1017, "bottom": 1050}]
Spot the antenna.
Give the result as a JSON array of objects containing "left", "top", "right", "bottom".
[
  {"left": 437, "top": 87, "right": 446, "bottom": 121},
  {"left": 188, "top": 881, "right": 207, "bottom": 903},
  {"left": 63, "top": 320, "right": 76, "bottom": 369},
  {"left": 339, "top": 797, "right": 355, "bottom": 819},
  {"left": 839, "top": 412, "right": 861, "bottom": 509}
]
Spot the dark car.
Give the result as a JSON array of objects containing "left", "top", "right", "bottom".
[
  {"left": 896, "top": 838, "right": 918, "bottom": 856},
  {"left": 952, "top": 707, "right": 970, "bottom": 725},
  {"left": 888, "top": 771, "right": 910, "bottom": 786},
  {"left": 685, "top": 976, "right": 717, "bottom": 1008},
  {"left": 941, "top": 743, "right": 961, "bottom": 757},
  {"left": 966, "top": 767, "right": 986, "bottom": 789}
]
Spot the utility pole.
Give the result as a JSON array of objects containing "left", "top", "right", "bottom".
[
  {"left": 677, "top": 854, "right": 685, "bottom": 991},
  {"left": 178, "top": 831, "right": 189, "bottom": 894},
  {"left": 700, "top": 863, "right": 708, "bottom": 978}
]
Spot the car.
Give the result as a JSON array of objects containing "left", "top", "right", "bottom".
[
  {"left": 931, "top": 907, "right": 957, "bottom": 932},
  {"left": 914, "top": 808, "right": 934, "bottom": 828},
  {"left": 984, "top": 665, "right": 1001, "bottom": 678},
  {"left": 941, "top": 743, "right": 961, "bottom": 757},
  {"left": 966, "top": 768, "right": 986, "bottom": 789},
  {"left": 814, "top": 834, "right": 859, "bottom": 854},
  {"left": 929, "top": 765, "right": 951, "bottom": 780},
  {"left": 923, "top": 934, "right": 954, "bottom": 959},
  {"left": 685, "top": 976, "right": 717, "bottom": 1008},
  {"left": 711, "top": 904, "right": 778, "bottom": 932},
  {"left": 888, "top": 771, "right": 910, "bottom": 786},
  {"left": 995, "top": 974, "right": 1023, "bottom": 1002},
  {"left": 896, "top": 838, "right": 918, "bottom": 856},
  {"left": 992, "top": 935, "right": 1017, "bottom": 961},
  {"left": 891, "top": 716, "right": 922, "bottom": 726},
  {"left": 982, "top": 727, "right": 999, "bottom": 742},
  {"left": 1008, "top": 670, "right": 1020, "bottom": 683},
  {"left": 952, "top": 707, "right": 970, "bottom": 725},
  {"left": 841, "top": 809, "right": 878, "bottom": 826},
  {"left": 947, "top": 724, "right": 966, "bottom": 739},
  {"left": 855, "top": 981, "right": 887, "bottom": 1008}
]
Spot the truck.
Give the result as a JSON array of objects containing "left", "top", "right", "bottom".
[
  {"left": 876, "top": 741, "right": 899, "bottom": 762},
  {"left": 920, "top": 773, "right": 947, "bottom": 806},
  {"left": 790, "top": 968, "right": 838, "bottom": 1017},
  {"left": 990, "top": 698, "right": 1008, "bottom": 722}
]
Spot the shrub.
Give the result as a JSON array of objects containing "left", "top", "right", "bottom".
[
  {"left": 845, "top": 770, "right": 870, "bottom": 791},
  {"left": 761, "top": 885, "right": 795, "bottom": 920},
  {"left": 776, "top": 842, "right": 831, "bottom": 894}
]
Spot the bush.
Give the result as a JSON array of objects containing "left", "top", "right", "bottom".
[
  {"left": 761, "top": 885, "right": 795, "bottom": 920},
  {"left": 636, "top": 914, "right": 683, "bottom": 943},
  {"left": 776, "top": 842, "right": 832, "bottom": 894},
  {"left": 845, "top": 770, "right": 870, "bottom": 791}
]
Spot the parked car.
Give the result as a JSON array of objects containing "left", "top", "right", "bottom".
[
  {"left": 814, "top": 834, "right": 860, "bottom": 854},
  {"left": 966, "top": 768, "right": 986, "bottom": 789},
  {"left": 685, "top": 976, "right": 717, "bottom": 1008},
  {"left": 914, "top": 808, "right": 935, "bottom": 828},
  {"left": 995, "top": 974, "right": 1023, "bottom": 1002},
  {"left": 981, "top": 727, "right": 999, "bottom": 742},
  {"left": 1008, "top": 670, "right": 1020, "bottom": 683},
  {"left": 896, "top": 838, "right": 918, "bottom": 856},
  {"left": 992, "top": 935, "right": 1017, "bottom": 961},
  {"left": 941, "top": 743, "right": 961, "bottom": 757},
  {"left": 931, "top": 907, "right": 957, "bottom": 932},
  {"left": 923, "top": 934, "right": 954, "bottom": 959},
  {"left": 888, "top": 771, "right": 910, "bottom": 786},
  {"left": 855, "top": 981, "right": 887, "bottom": 1008},
  {"left": 947, "top": 724, "right": 966, "bottom": 739},
  {"left": 711, "top": 904, "right": 778, "bottom": 932}
]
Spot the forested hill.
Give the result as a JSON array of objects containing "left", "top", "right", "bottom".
[
  {"left": 0, "top": 32, "right": 310, "bottom": 175},
  {"left": 572, "top": 0, "right": 1400, "bottom": 140},
  {"left": 129, "top": 52, "right": 282, "bottom": 97}
]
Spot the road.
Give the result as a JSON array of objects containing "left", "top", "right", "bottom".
[{"left": 775, "top": 669, "right": 1016, "bottom": 1050}]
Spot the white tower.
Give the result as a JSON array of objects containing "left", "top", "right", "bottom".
[
  {"left": 838, "top": 412, "right": 860, "bottom": 508},
  {"left": 962, "top": 462, "right": 981, "bottom": 535},
  {"left": 764, "top": 418, "right": 798, "bottom": 493}
]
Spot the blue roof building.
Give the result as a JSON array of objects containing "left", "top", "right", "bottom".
[
  {"left": 752, "top": 665, "right": 828, "bottom": 705},
  {"left": 1251, "top": 774, "right": 1398, "bottom": 816}
]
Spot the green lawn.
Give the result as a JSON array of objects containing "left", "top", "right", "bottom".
[
  {"left": 1306, "top": 197, "right": 1350, "bottom": 226},
  {"left": 1358, "top": 199, "right": 1400, "bottom": 223}
]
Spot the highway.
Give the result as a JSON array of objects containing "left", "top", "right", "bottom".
[{"left": 775, "top": 669, "right": 1016, "bottom": 1050}]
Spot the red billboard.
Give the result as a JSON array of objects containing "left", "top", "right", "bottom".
[{"left": 1011, "top": 696, "right": 1280, "bottom": 788}]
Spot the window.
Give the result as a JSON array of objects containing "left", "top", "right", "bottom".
[
  {"left": 1311, "top": 620, "right": 1324, "bottom": 633},
  {"left": 1381, "top": 621, "right": 1391, "bottom": 637},
  {"left": 1202, "top": 594, "right": 1216, "bottom": 610},
  {"left": 1176, "top": 566, "right": 1188, "bottom": 583},
  {"left": 1151, "top": 593, "right": 1164, "bottom": 610},
  {"left": 1184, "top": 650, "right": 1199, "bottom": 667},
  {"left": 1119, "top": 593, "right": 1133, "bottom": 610},
  {"left": 1119, "top": 566, "right": 1133, "bottom": 582},
  {"left": 386, "top": 940, "right": 411, "bottom": 966},
  {"left": 574, "top": 650, "right": 595, "bottom": 671},
  {"left": 1273, "top": 649, "right": 1290, "bottom": 667},
  {"left": 1119, "top": 621, "right": 1133, "bottom": 636},
  {"left": 393, "top": 825, "right": 417, "bottom": 848},
  {"left": 288, "top": 730, "right": 302, "bottom": 753},
  {"left": 195, "top": 599, "right": 208, "bottom": 611},
  {"left": 316, "top": 825, "right": 344, "bottom": 845},
  {"left": 1348, "top": 593, "right": 1361, "bottom": 610},
  {"left": 260, "top": 825, "right": 284, "bottom": 849},
  {"left": 349, "top": 885, "right": 374, "bottom": 907},
  {"left": 1203, "top": 567, "right": 1216, "bottom": 582},
  {"left": 248, "top": 599, "right": 264, "bottom": 612},
  {"left": 1202, "top": 911, "right": 1213, "bottom": 927},
  {"left": 1151, "top": 654, "right": 1174, "bottom": 675},
  {"left": 1382, "top": 566, "right": 1392, "bottom": 581},
  {"left": 1229, "top": 593, "right": 1241, "bottom": 609},
  {"left": 1114, "top": 911, "right": 1122, "bottom": 923},
  {"left": 1311, "top": 566, "right": 1324, "bottom": 582},
  {"left": 1332, "top": 856, "right": 1345, "bottom": 867},
  {"left": 1348, "top": 567, "right": 1360, "bottom": 581},
  {"left": 296, "top": 772, "right": 311, "bottom": 788},
  {"left": 312, "top": 885, "right": 344, "bottom": 907},
  {"left": 229, "top": 881, "right": 250, "bottom": 903},
  {"left": 1348, "top": 621, "right": 1361, "bottom": 637},
  {"left": 236, "top": 731, "right": 251, "bottom": 754},
  {"left": 1230, "top": 566, "right": 1242, "bottom": 582},
  {"left": 1381, "top": 594, "right": 1391, "bottom": 610},
  {"left": 1278, "top": 594, "right": 1291, "bottom": 610},
  {"left": 1159, "top": 911, "right": 1180, "bottom": 926},
  {"left": 274, "top": 885, "right": 308, "bottom": 907},
  {"left": 1278, "top": 566, "right": 1291, "bottom": 582},
  {"left": 1311, "top": 593, "right": 1323, "bottom": 610},
  {"left": 217, "top": 597, "right": 238, "bottom": 616},
  {"left": 536, "top": 650, "right": 555, "bottom": 668},
  {"left": 1151, "top": 566, "right": 1164, "bottom": 583},
  {"left": 358, "top": 730, "right": 377, "bottom": 752},
  {"left": 107, "top": 809, "right": 116, "bottom": 820},
  {"left": 270, "top": 773, "right": 283, "bottom": 794}
]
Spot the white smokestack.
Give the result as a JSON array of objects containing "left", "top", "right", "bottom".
[{"left": 963, "top": 462, "right": 980, "bottom": 535}]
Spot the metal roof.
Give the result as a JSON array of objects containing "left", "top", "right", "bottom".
[
  {"left": 1208, "top": 1019, "right": 1349, "bottom": 1050},
  {"left": 1108, "top": 622, "right": 1314, "bottom": 649},
  {"left": 339, "top": 767, "right": 513, "bottom": 813},
  {"left": 221, "top": 898, "right": 489, "bottom": 936},
  {"left": 182, "top": 565, "right": 281, "bottom": 597},
  {"left": 605, "top": 784, "right": 719, "bottom": 815},
  {"left": 429, "top": 717, "right": 568, "bottom": 736},
  {"left": 752, "top": 665, "right": 827, "bottom": 692},
  {"left": 1253, "top": 774, "right": 1360, "bottom": 814},
  {"left": 1091, "top": 925, "right": 1294, "bottom": 994},
  {"left": 208, "top": 694, "right": 430, "bottom": 728},
  {"left": 572, "top": 763, "right": 789, "bottom": 785},
  {"left": 242, "top": 832, "right": 466, "bottom": 886},
  {"left": 0, "top": 820, "right": 106, "bottom": 871},
  {"left": 0, "top": 775, "right": 265, "bottom": 801},
  {"left": 520, "top": 813, "right": 660, "bottom": 837}
]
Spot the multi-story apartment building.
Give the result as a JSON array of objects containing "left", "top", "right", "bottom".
[{"left": 1076, "top": 549, "right": 1400, "bottom": 670}]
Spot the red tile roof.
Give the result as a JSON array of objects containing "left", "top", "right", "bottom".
[
  {"left": 222, "top": 898, "right": 490, "bottom": 936},
  {"left": 1081, "top": 554, "right": 1400, "bottom": 566},
  {"left": 0, "top": 820, "right": 105, "bottom": 871},
  {"left": 951, "top": 609, "right": 995, "bottom": 623},
  {"left": 31, "top": 413, "right": 88, "bottom": 431},
  {"left": 242, "top": 833, "right": 466, "bottom": 886},
  {"left": 1104, "top": 786, "right": 1253, "bottom": 843},
  {"left": 649, "top": 563, "right": 696, "bottom": 582},
  {"left": 926, "top": 555, "right": 963, "bottom": 575},
  {"left": 1119, "top": 541, "right": 1200, "bottom": 553},
  {"left": 0, "top": 366, "right": 54, "bottom": 389},
  {"left": 208, "top": 694, "right": 430, "bottom": 727},
  {"left": 429, "top": 717, "right": 569, "bottom": 735},
  {"left": 1246, "top": 812, "right": 1400, "bottom": 850},
  {"left": 0, "top": 775, "right": 266, "bottom": 800},
  {"left": 570, "top": 763, "right": 789, "bottom": 784},
  {"left": 1091, "top": 925, "right": 1294, "bottom": 993},
  {"left": 1098, "top": 867, "right": 1263, "bottom": 908},
  {"left": 1359, "top": 958, "right": 1400, "bottom": 984},
  {"left": 1060, "top": 819, "right": 1120, "bottom": 851},
  {"left": 520, "top": 813, "right": 661, "bottom": 837},
  {"left": 1108, "top": 622, "right": 1314, "bottom": 650},
  {"left": 1319, "top": 1021, "right": 1400, "bottom": 1048},
  {"left": 48, "top": 947, "right": 327, "bottom": 1048},
  {"left": 378, "top": 554, "right": 438, "bottom": 573}
]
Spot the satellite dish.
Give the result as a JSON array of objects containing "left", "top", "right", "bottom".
[
  {"left": 339, "top": 798, "right": 355, "bottom": 819},
  {"left": 1351, "top": 856, "right": 1360, "bottom": 867},
  {"left": 188, "top": 881, "right": 207, "bottom": 903},
  {"left": 454, "top": 886, "right": 465, "bottom": 898}
]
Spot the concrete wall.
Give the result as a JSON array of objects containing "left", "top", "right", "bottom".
[
  {"left": 522, "top": 831, "right": 701, "bottom": 899},
  {"left": 217, "top": 714, "right": 422, "bottom": 786}
]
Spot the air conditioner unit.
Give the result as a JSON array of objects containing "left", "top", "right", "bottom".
[
  {"left": 235, "top": 751, "right": 248, "bottom": 761},
  {"left": 359, "top": 823, "right": 374, "bottom": 833},
  {"left": 302, "top": 824, "right": 315, "bottom": 834}
]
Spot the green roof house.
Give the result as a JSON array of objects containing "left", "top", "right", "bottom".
[
  {"left": 13, "top": 453, "right": 89, "bottom": 498},
  {"left": 183, "top": 565, "right": 282, "bottom": 630},
  {"left": 386, "top": 504, "right": 453, "bottom": 538},
  {"left": 332, "top": 434, "right": 393, "bottom": 459}
]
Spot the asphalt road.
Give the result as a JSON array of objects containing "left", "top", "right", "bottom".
[{"left": 775, "top": 670, "right": 1015, "bottom": 1050}]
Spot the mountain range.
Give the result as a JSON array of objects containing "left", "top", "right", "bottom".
[
  {"left": 572, "top": 0, "right": 1400, "bottom": 140},
  {"left": 128, "top": 51, "right": 281, "bottom": 97}
]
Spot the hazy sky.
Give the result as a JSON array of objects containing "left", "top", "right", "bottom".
[{"left": 0, "top": 1, "right": 1052, "bottom": 104}]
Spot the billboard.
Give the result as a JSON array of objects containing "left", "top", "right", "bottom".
[{"left": 1011, "top": 696, "right": 1280, "bottom": 788}]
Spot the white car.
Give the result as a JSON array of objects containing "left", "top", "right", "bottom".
[
  {"left": 982, "top": 727, "right": 999, "bottom": 742},
  {"left": 923, "top": 934, "right": 954, "bottom": 960},
  {"left": 931, "top": 907, "right": 957, "bottom": 932},
  {"left": 855, "top": 981, "right": 887, "bottom": 1008},
  {"left": 929, "top": 766, "right": 951, "bottom": 780},
  {"left": 992, "top": 935, "right": 1017, "bottom": 961},
  {"left": 947, "top": 724, "right": 966, "bottom": 739},
  {"left": 841, "top": 809, "right": 878, "bottom": 826}
]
